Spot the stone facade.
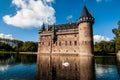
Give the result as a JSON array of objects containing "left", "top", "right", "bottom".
[{"left": 38, "top": 6, "right": 94, "bottom": 56}]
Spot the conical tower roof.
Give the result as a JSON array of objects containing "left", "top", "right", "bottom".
[
  {"left": 80, "top": 6, "right": 92, "bottom": 18},
  {"left": 77, "top": 6, "right": 94, "bottom": 24}
]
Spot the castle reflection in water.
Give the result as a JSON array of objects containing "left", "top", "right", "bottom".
[{"left": 37, "top": 53, "right": 95, "bottom": 80}]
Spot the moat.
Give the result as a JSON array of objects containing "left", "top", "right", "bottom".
[{"left": 0, "top": 54, "right": 119, "bottom": 80}]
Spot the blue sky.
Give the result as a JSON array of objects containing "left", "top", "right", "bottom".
[{"left": 0, "top": 0, "right": 120, "bottom": 42}]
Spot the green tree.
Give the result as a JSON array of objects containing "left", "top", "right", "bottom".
[
  {"left": 94, "top": 41, "right": 115, "bottom": 54},
  {"left": 22, "top": 41, "right": 38, "bottom": 52},
  {"left": 112, "top": 20, "right": 120, "bottom": 53},
  {"left": 0, "top": 42, "right": 13, "bottom": 51}
]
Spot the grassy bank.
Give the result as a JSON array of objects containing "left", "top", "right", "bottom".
[{"left": 0, "top": 51, "right": 17, "bottom": 54}]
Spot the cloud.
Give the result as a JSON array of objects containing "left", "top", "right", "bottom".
[
  {"left": 3, "top": 0, "right": 56, "bottom": 28},
  {"left": 93, "top": 35, "right": 111, "bottom": 43},
  {"left": 66, "top": 15, "right": 73, "bottom": 22},
  {"left": 96, "top": 0, "right": 102, "bottom": 2},
  {"left": 96, "top": 0, "right": 111, "bottom": 2},
  {"left": 0, "top": 33, "right": 14, "bottom": 40}
]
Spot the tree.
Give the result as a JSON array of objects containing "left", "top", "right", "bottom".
[
  {"left": 0, "top": 42, "right": 13, "bottom": 51},
  {"left": 22, "top": 41, "right": 38, "bottom": 52},
  {"left": 112, "top": 20, "right": 120, "bottom": 53},
  {"left": 94, "top": 41, "right": 115, "bottom": 54}
]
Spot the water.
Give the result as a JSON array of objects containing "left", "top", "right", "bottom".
[{"left": 0, "top": 54, "right": 120, "bottom": 80}]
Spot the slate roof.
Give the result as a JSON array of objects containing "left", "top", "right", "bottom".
[
  {"left": 47, "top": 23, "right": 77, "bottom": 31},
  {"left": 77, "top": 6, "right": 94, "bottom": 24},
  {"left": 80, "top": 6, "right": 92, "bottom": 18}
]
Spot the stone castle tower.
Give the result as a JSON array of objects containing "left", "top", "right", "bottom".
[
  {"left": 38, "top": 6, "right": 94, "bottom": 56},
  {"left": 77, "top": 6, "right": 94, "bottom": 56}
]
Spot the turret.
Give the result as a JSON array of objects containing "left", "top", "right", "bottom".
[
  {"left": 77, "top": 6, "right": 95, "bottom": 56},
  {"left": 39, "top": 23, "right": 45, "bottom": 33}
]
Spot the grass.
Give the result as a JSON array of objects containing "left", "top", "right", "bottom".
[{"left": 0, "top": 51, "right": 17, "bottom": 54}]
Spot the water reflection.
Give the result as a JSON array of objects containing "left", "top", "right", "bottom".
[
  {"left": 0, "top": 54, "right": 36, "bottom": 80},
  {"left": 0, "top": 54, "right": 119, "bottom": 80},
  {"left": 37, "top": 54, "right": 95, "bottom": 80},
  {"left": 95, "top": 56, "right": 119, "bottom": 80}
]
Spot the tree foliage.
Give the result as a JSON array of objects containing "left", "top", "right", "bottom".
[
  {"left": 0, "top": 42, "right": 13, "bottom": 51},
  {"left": 0, "top": 38, "right": 37, "bottom": 52},
  {"left": 112, "top": 20, "right": 120, "bottom": 53},
  {"left": 94, "top": 41, "right": 115, "bottom": 54},
  {"left": 22, "top": 41, "right": 38, "bottom": 52}
]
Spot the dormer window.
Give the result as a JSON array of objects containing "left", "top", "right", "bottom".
[
  {"left": 83, "top": 17, "right": 85, "bottom": 20},
  {"left": 86, "top": 17, "right": 88, "bottom": 20}
]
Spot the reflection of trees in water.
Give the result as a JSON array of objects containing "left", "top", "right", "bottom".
[
  {"left": 95, "top": 56, "right": 119, "bottom": 80},
  {"left": 95, "top": 56, "right": 117, "bottom": 65},
  {"left": 0, "top": 54, "right": 37, "bottom": 65},
  {"left": 37, "top": 54, "right": 95, "bottom": 80}
]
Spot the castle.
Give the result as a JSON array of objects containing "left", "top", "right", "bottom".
[
  {"left": 37, "top": 6, "right": 95, "bottom": 80},
  {"left": 38, "top": 6, "right": 95, "bottom": 56}
]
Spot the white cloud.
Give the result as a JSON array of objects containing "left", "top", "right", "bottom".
[
  {"left": 0, "top": 33, "right": 14, "bottom": 40},
  {"left": 93, "top": 35, "right": 111, "bottom": 43},
  {"left": 96, "top": 0, "right": 112, "bottom": 2},
  {"left": 66, "top": 15, "right": 73, "bottom": 20},
  {"left": 3, "top": 0, "right": 56, "bottom": 28},
  {"left": 96, "top": 0, "right": 102, "bottom": 2}
]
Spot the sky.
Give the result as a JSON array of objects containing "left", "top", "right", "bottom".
[{"left": 0, "top": 0, "right": 120, "bottom": 42}]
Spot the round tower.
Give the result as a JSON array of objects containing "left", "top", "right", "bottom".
[{"left": 77, "top": 6, "right": 95, "bottom": 56}]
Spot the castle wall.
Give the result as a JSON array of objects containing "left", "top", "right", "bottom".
[{"left": 38, "top": 29, "right": 79, "bottom": 54}]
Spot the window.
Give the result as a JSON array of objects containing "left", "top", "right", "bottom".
[
  {"left": 70, "top": 41, "right": 72, "bottom": 46},
  {"left": 65, "top": 41, "right": 67, "bottom": 46},
  {"left": 48, "top": 42, "right": 50, "bottom": 46},
  {"left": 75, "top": 34, "right": 77, "bottom": 37},
  {"left": 42, "top": 42, "right": 44, "bottom": 45},
  {"left": 66, "top": 50, "right": 68, "bottom": 52},
  {"left": 74, "top": 41, "right": 77, "bottom": 46},
  {"left": 59, "top": 42, "right": 61, "bottom": 46}
]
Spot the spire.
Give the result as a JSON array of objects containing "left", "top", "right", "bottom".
[
  {"left": 40, "top": 23, "right": 45, "bottom": 32},
  {"left": 80, "top": 6, "right": 92, "bottom": 18},
  {"left": 77, "top": 6, "right": 94, "bottom": 24}
]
